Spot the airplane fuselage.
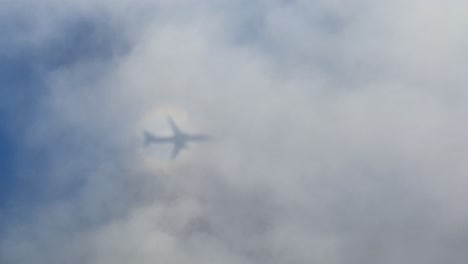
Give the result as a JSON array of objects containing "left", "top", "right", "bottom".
[
  {"left": 151, "top": 133, "right": 211, "bottom": 148},
  {"left": 143, "top": 117, "right": 211, "bottom": 159}
]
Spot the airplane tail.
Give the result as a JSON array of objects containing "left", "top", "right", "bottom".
[{"left": 143, "top": 131, "right": 163, "bottom": 146}]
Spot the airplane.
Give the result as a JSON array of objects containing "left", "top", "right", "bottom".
[{"left": 143, "top": 116, "right": 211, "bottom": 159}]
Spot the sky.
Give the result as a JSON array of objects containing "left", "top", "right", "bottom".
[{"left": 1, "top": 0, "right": 468, "bottom": 263}]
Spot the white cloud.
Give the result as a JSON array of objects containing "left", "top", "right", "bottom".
[{"left": 2, "top": 0, "right": 468, "bottom": 263}]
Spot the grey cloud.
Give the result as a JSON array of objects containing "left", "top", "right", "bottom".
[{"left": 2, "top": 0, "right": 468, "bottom": 263}]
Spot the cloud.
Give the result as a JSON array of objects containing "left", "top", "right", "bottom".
[{"left": 2, "top": 0, "right": 468, "bottom": 263}]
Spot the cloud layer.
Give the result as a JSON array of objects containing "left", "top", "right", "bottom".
[{"left": 2, "top": 1, "right": 468, "bottom": 263}]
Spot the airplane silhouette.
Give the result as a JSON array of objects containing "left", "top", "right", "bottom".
[{"left": 143, "top": 116, "right": 211, "bottom": 159}]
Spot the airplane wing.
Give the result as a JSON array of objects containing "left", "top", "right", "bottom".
[
  {"left": 171, "top": 143, "right": 183, "bottom": 160},
  {"left": 167, "top": 116, "right": 181, "bottom": 136}
]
